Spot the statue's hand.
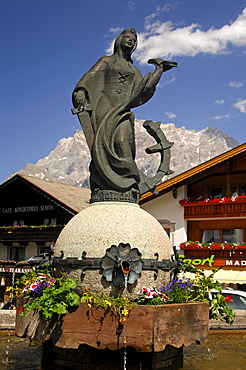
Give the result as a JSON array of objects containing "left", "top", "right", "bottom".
[
  {"left": 74, "top": 90, "right": 86, "bottom": 109},
  {"left": 148, "top": 59, "right": 177, "bottom": 72}
]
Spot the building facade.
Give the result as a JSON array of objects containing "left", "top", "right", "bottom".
[
  {"left": 0, "top": 174, "right": 90, "bottom": 305},
  {"left": 140, "top": 143, "right": 246, "bottom": 287}
]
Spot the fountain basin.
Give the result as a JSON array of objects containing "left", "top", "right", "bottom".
[
  {"left": 16, "top": 300, "right": 209, "bottom": 351},
  {"left": 15, "top": 299, "right": 209, "bottom": 369}
]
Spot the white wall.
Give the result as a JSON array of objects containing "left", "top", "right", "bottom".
[{"left": 140, "top": 186, "right": 187, "bottom": 247}]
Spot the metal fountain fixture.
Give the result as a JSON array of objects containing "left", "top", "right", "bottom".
[{"left": 20, "top": 243, "right": 183, "bottom": 286}]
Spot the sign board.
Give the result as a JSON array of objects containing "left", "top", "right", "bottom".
[
  {"left": 0, "top": 267, "right": 31, "bottom": 273},
  {"left": 183, "top": 255, "right": 246, "bottom": 267}
]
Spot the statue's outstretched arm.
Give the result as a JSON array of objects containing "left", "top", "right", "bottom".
[{"left": 143, "top": 59, "right": 177, "bottom": 91}]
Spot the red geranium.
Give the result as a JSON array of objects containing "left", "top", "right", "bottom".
[{"left": 224, "top": 296, "right": 233, "bottom": 303}]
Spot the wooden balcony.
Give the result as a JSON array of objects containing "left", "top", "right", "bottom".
[
  {"left": 182, "top": 201, "right": 246, "bottom": 219},
  {"left": 182, "top": 248, "right": 246, "bottom": 259},
  {"left": 0, "top": 225, "right": 64, "bottom": 242}
]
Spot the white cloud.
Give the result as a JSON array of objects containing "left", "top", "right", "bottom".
[
  {"left": 108, "top": 27, "right": 122, "bottom": 34},
  {"left": 212, "top": 114, "right": 229, "bottom": 120},
  {"left": 134, "top": 7, "right": 246, "bottom": 64},
  {"left": 234, "top": 99, "right": 246, "bottom": 113},
  {"left": 165, "top": 111, "right": 177, "bottom": 118},
  {"left": 229, "top": 81, "right": 243, "bottom": 88},
  {"left": 127, "top": 1, "right": 134, "bottom": 11},
  {"left": 145, "top": 3, "right": 177, "bottom": 23},
  {"left": 215, "top": 99, "right": 225, "bottom": 104}
]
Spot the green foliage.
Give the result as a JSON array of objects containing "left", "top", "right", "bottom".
[
  {"left": 81, "top": 288, "right": 134, "bottom": 322},
  {"left": 16, "top": 266, "right": 235, "bottom": 325},
  {"left": 21, "top": 278, "right": 80, "bottom": 320},
  {"left": 178, "top": 269, "right": 236, "bottom": 325},
  {"left": 161, "top": 279, "right": 194, "bottom": 304},
  {"left": 16, "top": 266, "right": 80, "bottom": 320}
]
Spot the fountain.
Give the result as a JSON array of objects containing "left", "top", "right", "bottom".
[{"left": 15, "top": 28, "right": 209, "bottom": 369}]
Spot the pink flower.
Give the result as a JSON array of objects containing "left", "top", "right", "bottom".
[{"left": 161, "top": 294, "right": 169, "bottom": 301}]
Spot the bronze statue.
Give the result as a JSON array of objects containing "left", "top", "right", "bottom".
[{"left": 72, "top": 28, "right": 177, "bottom": 203}]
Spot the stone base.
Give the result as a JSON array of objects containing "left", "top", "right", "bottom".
[
  {"left": 41, "top": 342, "right": 183, "bottom": 370},
  {"left": 54, "top": 202, "right": 172, "bottom": 291}
]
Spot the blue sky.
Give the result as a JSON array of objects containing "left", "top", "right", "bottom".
[{"left": 1, "top": 0, "right": 246, "bottom": 184}]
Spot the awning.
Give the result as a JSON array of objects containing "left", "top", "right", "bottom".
[{"left": 179, "top": 269, "right": 246, "bottom": 284}]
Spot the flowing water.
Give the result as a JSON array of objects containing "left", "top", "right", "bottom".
[{"left": 0, "top": 330, "right": 246, "bottom": 369}]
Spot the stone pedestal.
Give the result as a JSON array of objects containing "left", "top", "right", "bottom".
[{"left": 54, "top": 202, "right": 172, "bottom": 291}]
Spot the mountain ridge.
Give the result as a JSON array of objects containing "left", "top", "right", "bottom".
[{"left": 15, "top": 120, "right": 239, "bottom": 187}]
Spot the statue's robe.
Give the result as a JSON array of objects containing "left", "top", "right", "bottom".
[{"left": 72, "top": 55, "right": 156, "bottom": 193}]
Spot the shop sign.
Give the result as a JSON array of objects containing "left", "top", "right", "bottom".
[
  {"left": 225, "top": 260, "right": 246, "bottom": 266},
  {"left": 2, "top": 204, "right": 54, "bottom": 213},
  {"left": 184, "top": 255, "right": 246, "bottom": 267},
  {"left": 0, "top": 267, "right": 30, "bottom": 273},
  {"left": 184, "top": 255, "right": 215, "bottom": 266}
]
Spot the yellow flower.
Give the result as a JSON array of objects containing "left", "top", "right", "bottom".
[
  {"left": 87, "top": 303, "right": 91, "bottom": 308},
  {"left": 120, "top": 317, "right": 127, "bottom": 322},
  {"left": 121, "top": 309, "right": 129, "bottom": 316},
  {"left": 5, "top": 287, "right": 12, "bottom": 292},
  {"left": 88, "top": 296, "right": 93, "bottom": 302},
  {"left": 104, "top": 300, "right": 112, "bottom": 306}
]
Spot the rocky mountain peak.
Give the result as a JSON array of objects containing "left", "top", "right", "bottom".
[{"left": 16, "top": 120, "right": 239, "bottom": 187}]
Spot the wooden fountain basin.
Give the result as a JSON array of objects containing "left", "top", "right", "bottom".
[{"left": 16, "top": 300, "right": 209, "bottom": 352}]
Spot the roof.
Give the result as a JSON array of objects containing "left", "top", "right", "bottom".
[
  {"left": 140, "top": 142, "right": 246, "bottom": 204},
  {"left": 1, "top": 174, "right": 91, "bottom": 213}
]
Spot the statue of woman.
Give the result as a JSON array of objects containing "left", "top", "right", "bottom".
[{"left": 72, "top": 28, "right": 176, "bottom": 200}]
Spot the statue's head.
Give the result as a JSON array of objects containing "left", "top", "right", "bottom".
[{"left": 113, "top": 28, "right": 138, "bottom": 56}]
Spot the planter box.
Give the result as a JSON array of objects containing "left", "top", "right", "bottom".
[{"left": 16, "top": 300, "right": 209, "bottom": 352}]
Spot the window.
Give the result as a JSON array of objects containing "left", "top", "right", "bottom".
[
  {"left": 13, "top": 220, "right": 25, "bottom": 226},
  {"left": 210, "top": 187, "right": 223, "bottom": 198},
  {"left": 10, "top": 247, "right": 24, "bottom": 262},
  {"left": 202, "top": 230, "right": 220, "bottom": 243},
  {"left": 222, "top": 229, "right": 243, "bottom": 243},
  {"left": 39, "top": 246, "right": 50, "bottom": 255},
  {"left": 51, "top": 218, "right": 57, "bottom": 225},
  {"left": 221, "top": 293, "right": 246, "bottom": 310},
  {"left": 164, "top": 228, "right": 170, "bottom": 237},
  {"left": 231, "top": 186, "right": 239, "bottom": 196},
  {"left": 202, "top": 229, "right": 243, "bottom": 243},
  {"left": 240, "top": 186, "right": 246, "bottom": 195},
  {"left": 43, "top": 218, "right": 57, "bottom": 225}
]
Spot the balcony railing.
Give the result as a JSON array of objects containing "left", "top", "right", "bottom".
[
  {"left": 0, "top": 225, "right": 64, "bottom": 241},
  {"left": 181, "top": 201, "right": 246, "bottom": 218},
  {"left": 181, "top": 248, "right": 246, "bottom": 259}
]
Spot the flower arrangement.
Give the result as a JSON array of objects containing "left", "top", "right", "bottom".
[
  {"left": 180, "top": 241, "right": 246, "bottom": 250},
  {"left": 133, "top": 288, "right": 169, "bottom": 305},
  {"left": 15, "top": 265, "right": 235, "bottom": 325},
  {"left": 179, "top": 195, "right": 246, "bottom": 206},
  {"left": 81, "top": 288, "right": 134, "bottom": 322},
  {"left": 14, "top": 265, "right": 80, "bottom": 320},
  {"left": 0, "top": 260, "right": 16, "bottom": 265},
  {"left": 161, "top": 279, "right": 194, "bottom": 303},
  {"left": 0, "top": 224, "right": 65, "bottom": 232}
]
